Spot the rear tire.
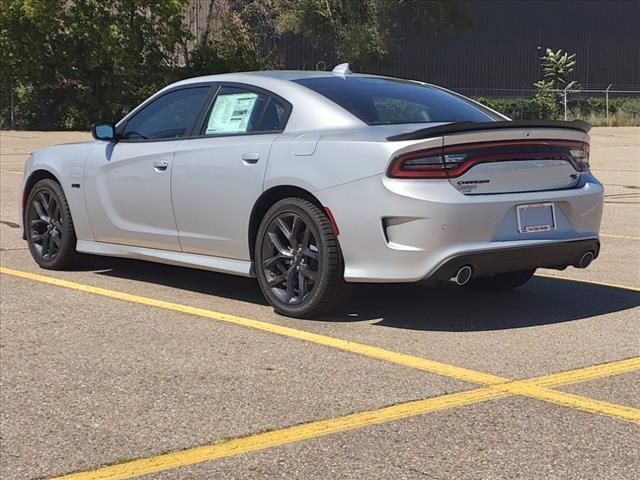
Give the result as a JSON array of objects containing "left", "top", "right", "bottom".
[
  {"left": 255, "top": 198, "right": 351, "bottom": 318},
  {"left": 25, "top": 179, "right": 81, "bottom": 270},
  {"left": 468, "top": 269, "right": 536, "bottom": 291}
]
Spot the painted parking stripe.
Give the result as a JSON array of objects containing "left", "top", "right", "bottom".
[
  {"left": 525, "top": 356, "right": 640, "bottom": 388},
  {"left": 49, "top": 361, "right": 640, "bottom": 480},
  {"left": 506, "top": 386, "right": 640, "bottom": 422},
  {"left": 600, "top": 232, "right": 640, "bottom": 241},
  {"left": 2, "top": 267, "right": 639, "bottom": 479},
  {"left": 0, "top": 266, "right": 506, "bottom": 386},
  {"left": 2, "top": 266, "right": 637, "bottom": 395},
  {"left": 50, "top": 387, "right": 507, "bottom": 480},
  {"left": 2, "top": 266, "right": 638, "bottom": 404}
]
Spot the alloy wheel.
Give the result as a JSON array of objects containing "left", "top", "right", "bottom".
[
  {"left": 260, "top": 212, "right": 320, "bottom": 305},
  {"left": 28, "top": 189, "right": 64, "bottom": 261}
]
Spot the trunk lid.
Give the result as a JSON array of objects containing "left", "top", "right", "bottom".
[{"left": 388, "top": 121, "right": 591, "bottom": 195}]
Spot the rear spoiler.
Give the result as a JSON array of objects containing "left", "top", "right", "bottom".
[{"left": 386, "top": 120, "right": 591, "bottom": 141}]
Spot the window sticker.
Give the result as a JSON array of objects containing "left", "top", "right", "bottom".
[{"left": 205, "top": 93, "right": 258, "bottom": 134}]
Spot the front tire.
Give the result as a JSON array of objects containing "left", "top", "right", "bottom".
[
  {"left": 255, "top": 198, "right": 351, "bottom": 318},
  {"left": 468, "top": 269, "right": 536, "bottom": 291},
  {"left": 25, "top": 178, "right": 80, "bottom": 270}
]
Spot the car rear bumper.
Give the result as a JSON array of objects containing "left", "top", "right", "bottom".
[
  {"left": 422, "top": 238, "right": 600, "bottom": 285},
  {"left": 315, "top": 173, "right": 604, "bottom": 283}
]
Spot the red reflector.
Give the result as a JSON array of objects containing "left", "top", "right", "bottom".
[{"left": 324, "top": 207, "right": 339, "bottom": 236}]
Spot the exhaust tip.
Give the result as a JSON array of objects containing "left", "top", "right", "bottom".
[
  {"left": 454, "top": 265, "right": 473, "bottom": 286},
  {"left": 578, "top": 251, "right": 595, "bottom": 269}
]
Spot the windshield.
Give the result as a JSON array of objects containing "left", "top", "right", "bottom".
[{"left": 294, "top": 76, "right": 498, "bottom": 125}]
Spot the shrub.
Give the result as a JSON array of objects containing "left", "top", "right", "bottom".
[{"left": 474, "top": 96, "right": 640, "bottom": 126}]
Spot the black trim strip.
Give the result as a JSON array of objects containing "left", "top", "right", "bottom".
[
  {"left": 422, "top": 238, "right": 600, "bottom": 285},
  {"left": 387, "top": 120, "right": 591, "bottom": 141}
]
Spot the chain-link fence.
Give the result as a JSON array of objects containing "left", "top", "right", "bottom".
[
  {"left": 557, "top": 88, "right": 640, "bottom": 126},
  {"left": 455, "top": 86, "right": 640, "bottom": 126}
]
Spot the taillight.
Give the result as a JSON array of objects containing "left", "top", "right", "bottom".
[
  {"left": 387, "top": 140, "right": 590, "bottom": 179},
  {"left": 569, "top": 144, "right": 590, "bottom": 171},
  {"left": 387, "top": 147, "right": 448, "bottom": 178}
]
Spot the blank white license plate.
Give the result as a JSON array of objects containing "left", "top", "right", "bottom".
[{"left": 517, "top": 203, "right": 556, "bottom": 233}]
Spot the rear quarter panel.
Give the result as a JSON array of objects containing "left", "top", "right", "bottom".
[{"left": 263, "top": 131, "right": 442, "bottom": 193}]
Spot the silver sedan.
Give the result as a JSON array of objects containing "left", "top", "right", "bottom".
[{"left": 20, "top": 65, "right": 603, "bottom": 317}]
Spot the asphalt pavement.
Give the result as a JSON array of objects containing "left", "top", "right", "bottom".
[{"left": 0, "top": 128, "right": 638, "bottom": 480}]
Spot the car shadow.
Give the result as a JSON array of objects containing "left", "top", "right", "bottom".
[
  {"left": 90, "top": 256, "right": 640, "bottom": 332},
  {"left": 333, "top": 279, "right": 640, "bottom": 331},
  {"left": 87, "top": 256, "right": 269, "bottom": 305}
]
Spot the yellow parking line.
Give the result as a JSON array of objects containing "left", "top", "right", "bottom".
[
  {"left": 2, "top": 266, "right": 638, "bottom": 405},
  {"left": 0, "top": 266, "right": 506, "bottom": 386},
  {"left": 535, "top": 273, "right": 640, "bottom": 292},
  {"left": 508, "top": 386, "right": 640, "bottom": 423},
  {"left": 600, "top": 232, "right": 640, "bottom": 241},
  {"left": 50, "top": 360, "right": 640, "bottom": 480},
  {"left": 500, "top": 357, "right": 640, "bottom": 423},
  {"left": 3, "top": 266, "right": 638, "bottom": 389},
  {"left": 51, "top": 387, "right": 507, "bottom": 480},
  {"left": 3, "top": 266, "right": 640, "bottom": 479},
  {"left": 525, "top": 357, "right": 640, "bottom": 388}
]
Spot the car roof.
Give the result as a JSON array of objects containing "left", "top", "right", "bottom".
[
  {"left": 170, "top": 70, "right": 395, "bottom": 86},
  {"left": 125, "top": 71, "right": 379, "bottom": 132},
  {"left": 125, "top": 70, "right": 501, "bottom": 134}
]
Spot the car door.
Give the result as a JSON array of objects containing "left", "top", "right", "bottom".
[
  {"left": 84, "top": 86, "right": 214, "bottom": 250},
  {"left": 171, "top": 84, "right": 291, "bottom": 259}
]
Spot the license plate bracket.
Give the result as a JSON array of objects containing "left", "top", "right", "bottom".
[{"left": 517, "top": 203, "right": 556, "bottom": 233}]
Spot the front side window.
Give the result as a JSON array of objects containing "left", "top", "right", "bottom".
[
  {"left": 122, "top": 87, "right": 210, "bottom": 140},
  {"left": 294, "top": 76, "right": 498, "bottom": 125},
  {"left": 202, "top": 86, "right": 288, "bottom": 135}
]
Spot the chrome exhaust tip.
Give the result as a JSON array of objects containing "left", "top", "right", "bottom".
[
  {"left": 578, "top": 251, "right": 594, "bottom": 269},
  {"left": 454, "top": 265, "right": 473, "bottom": 286}
]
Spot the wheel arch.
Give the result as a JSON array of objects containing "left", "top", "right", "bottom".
[
  {"left": 23, "top": 169, "right": 62, "bottom": 207},
  {"left": 21, "top": 169, "right": 63, "bottom": 239},
  {"left": 248, "top": 185, "right": 328, "bottom": 262}
]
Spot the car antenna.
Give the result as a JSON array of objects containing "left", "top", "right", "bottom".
[{"left": 332, "top": 63, "right": 352, "bottom": 78}]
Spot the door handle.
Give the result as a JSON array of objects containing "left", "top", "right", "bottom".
[
  {"left": 153, "top": 160, "right": 169, "bottom": 171},
  {"left": 242, "top": 153, "right": 260, "bottom": 164}
]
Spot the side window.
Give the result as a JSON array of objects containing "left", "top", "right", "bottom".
[
  {"left": 122, "top": 87, "right": 210, "bottom": 140},
  {"left": 256, "top": 98, "right": 288, "bottom": 132},
  {"left": 203, "top": 86, "right": 288, "bottom": 136}
]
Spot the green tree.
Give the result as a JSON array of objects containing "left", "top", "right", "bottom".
[
  {"left": 1, "top": 0, "right": 191, "bottom": 129},
  {"left": 532, "top": 80, "right": 560, "bottom": 119},
  {"left": 541, "top": 48, "right": 577, "bottom": 87},
  {"left": 275, "top": 0, "right": 470, "bottom": 67},
  {"left": 182, "top": 0, "right": 269, "bottom": 78},
  {"left": 532, "top": 48, "right": 578, "bottom": 119},
  {"left": 1, "top": 0, "right": 471, "bottom": 130}
]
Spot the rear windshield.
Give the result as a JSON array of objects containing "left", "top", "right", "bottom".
[{"left": 294, "top": 76, "right": 497, "bottom": 125}]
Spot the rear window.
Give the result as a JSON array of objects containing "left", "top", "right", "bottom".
[{"left": 294, "top": 76, "right": 497, "bottom": 125}]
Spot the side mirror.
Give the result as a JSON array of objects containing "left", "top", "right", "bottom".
[{"left": 91, "top": 122, "right": 117, "bottom": 141}]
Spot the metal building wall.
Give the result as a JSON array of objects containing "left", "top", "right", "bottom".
[{"left": 282, "top": 0, "right": 640, "bottom": 95}]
